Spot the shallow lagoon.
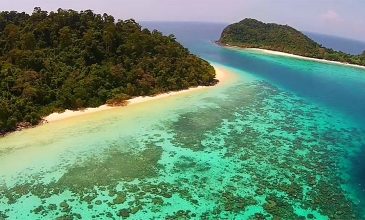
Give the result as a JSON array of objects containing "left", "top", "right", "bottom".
[{"left": 1, "top": 23, "right": 365, "bottom": 219}]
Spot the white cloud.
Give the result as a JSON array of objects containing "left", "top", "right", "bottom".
[{"left": 319, "top": 10, "right": 341, "bottom": 22}]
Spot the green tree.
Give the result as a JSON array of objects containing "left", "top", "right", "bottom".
[
  {"left": 218, "top": 18, "right": 365, "bottom": 66},
  {"left": 21, "top": 32, "right": 36, "bottom": 50},
  {"left": 0, "top": 8, "right": 217, "bottom": 135}
]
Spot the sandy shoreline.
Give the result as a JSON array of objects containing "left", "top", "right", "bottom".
[
  {"left": 248, "top": 48, "right": 365, "bottom": 69},
  {"left": 44, "top": 64, "right": 229, "bottom": 123},
  {"left": 222, "top": 44, "right": 365, "bottom": 70}
]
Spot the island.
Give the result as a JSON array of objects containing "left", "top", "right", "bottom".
[
  {"left": 217, "top": 18, "right": 365, "bottom": 66},
  {"left": 0, "top": 8, "right": 218, "bottom": 135}
]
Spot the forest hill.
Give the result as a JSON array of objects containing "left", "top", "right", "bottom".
[{"left": 0, "top": 8, "right": 217, "bottom": 134}]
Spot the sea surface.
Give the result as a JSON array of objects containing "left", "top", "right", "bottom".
[
  {"left": 0, "top": 22, "right": 365, "bottom": 219},
  {"left": 304, "top": 31, "right": 365, "bottom": 55}
]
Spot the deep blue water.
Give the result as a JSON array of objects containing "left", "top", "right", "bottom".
[
  {"left": 141, "top": 22, "right": 365, "bottom": 128},
  {"left": 1, "top": 22, "right": 365, "bottom": 219},
  {"left": 304, "top": 31, "right": 365, "bottom": 55},
  {"left": 142, "top": 21, "right": 365, "bottom": 213}
]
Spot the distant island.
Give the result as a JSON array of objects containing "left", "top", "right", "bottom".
[
  {"left": 0, "top": 8, "right": 218, "bottom": 135},
  {"left": 217, "top": 18, "right": 365, "bottom": 66}
]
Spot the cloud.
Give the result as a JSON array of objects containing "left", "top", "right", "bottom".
[{"left": 319, "top": 10, "right": 341, "bottom": 22}]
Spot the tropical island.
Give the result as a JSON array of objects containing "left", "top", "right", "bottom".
[
  {"left": 217, "top": 18, "right": 365, "bottom": 66},
  {"left": 0, "top": 8, "right": 218, "bottom": 135}
]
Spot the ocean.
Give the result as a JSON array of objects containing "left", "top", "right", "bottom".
[
  {"left": 304, "top": 31, "right": 365, "bottom": 55},
  {"left": 0, "top": 22, "right": 364, "bottom": 219}
]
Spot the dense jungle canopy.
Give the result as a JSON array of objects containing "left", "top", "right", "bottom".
[
  {"left": 0, "top": 8, "right": 217, "bottom": 134},
  {"left": 219, "top": 18, "right": 365, "bottom": 66}
]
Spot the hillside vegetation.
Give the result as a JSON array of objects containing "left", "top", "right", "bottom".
[
  {"left": 218, "top": 18, "right": 365, "bottom": 66},
  {"left": 0, "top": 8, "right": 217, "bottom": 134}
]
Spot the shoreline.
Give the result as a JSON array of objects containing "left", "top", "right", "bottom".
[
  {"left": 218, "top": 43, "right": 365, "bottom": 70},
  {"left": 248, "top": 48, "right": 365, "bottom": 70},
  {"left": 43, "top": 64, "right": 230, "bottom": 123}
]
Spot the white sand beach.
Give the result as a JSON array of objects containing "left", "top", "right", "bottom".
[
  {"left": 44, "top": 65, "right": 231, "bottom": 123},
  {"left": 244, "top": 48, "right": 365, "bottom": 69}
]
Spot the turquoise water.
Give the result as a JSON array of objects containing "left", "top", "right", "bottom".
[{"left": 1, "top": 22, "right": 365, "bottom": 219}]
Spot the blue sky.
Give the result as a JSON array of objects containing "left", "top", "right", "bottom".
[{"left": 2, "top": 0, "right": 365, "bottom": 41}]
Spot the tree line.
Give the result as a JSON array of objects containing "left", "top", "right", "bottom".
[
  {"left": 218, "top": 18, "right": 365, "bottom": 66},
  {"left": 0, "top": 8, "right": 217, "bottom": 134}
]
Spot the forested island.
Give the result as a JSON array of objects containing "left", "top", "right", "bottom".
[
  {"left": 0, "top": 8, "right": 217, "bottom": 135},
  {"left": 218, "top": 18, "right": 365, "bottom": 66}
]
